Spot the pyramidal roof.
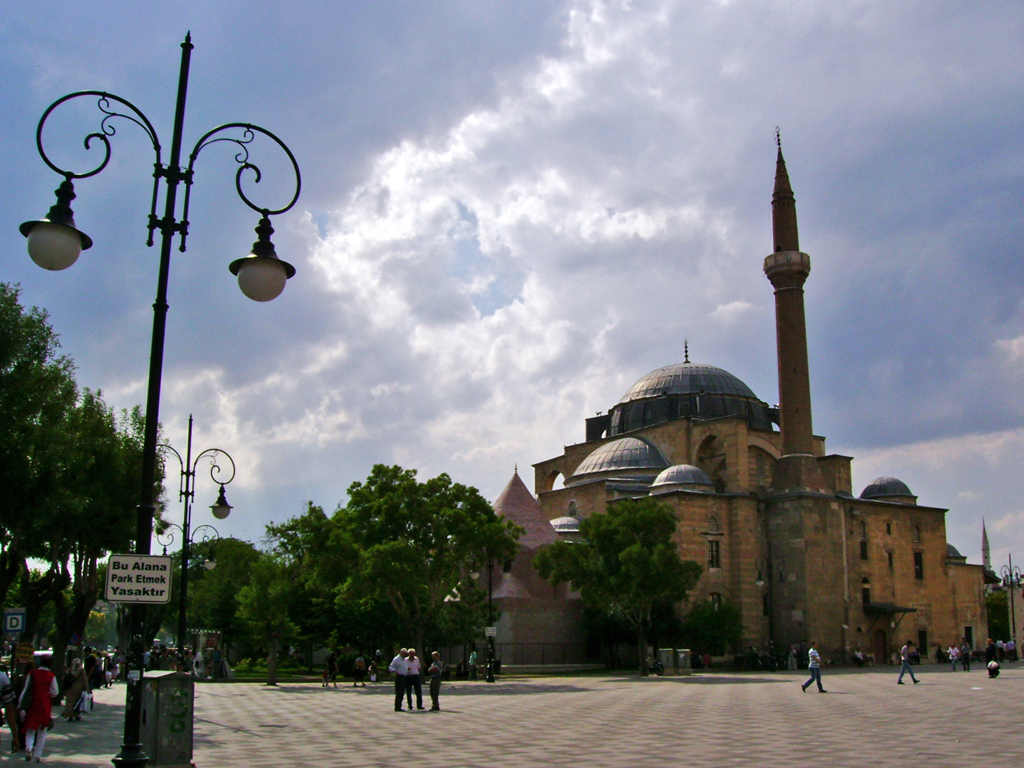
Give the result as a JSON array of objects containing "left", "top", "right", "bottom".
[{"left": 494, "top": 469, "right": 557, "bottom": 550}]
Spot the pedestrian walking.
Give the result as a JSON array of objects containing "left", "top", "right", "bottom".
[
  {"left": 59, "top": 658, "right": 89, "bottom": 721},
  {"left": 800, "top": 642, "right": 825, "bottom": 693},
  {"left": 323, "top": 651, "right": 338, "bottom": 688},
  {"left": 947, "top": 642, "right": 959, "bottom": 672},
  {"left": 0, "top": 663, "right": 21, "bottom": 753},
  {"left": 897, "top": 641, "right": 920, "bottom": 684},
  {"left": 352, "top": 654, "right": 366, "bottom": 687},
  {"left": 428, "top": 651, "right": 443, "bottom": 711},
  {"left": 959, "top": 638, "right": 972, "bottom": 671},
  {"left": 1006, "top": 638, "right": 1017, "bottom": 662},
  {"left": 19, "top": 655, "right": 58, "bottom": 762},
  {"left": 469, "top": 649, "right": 478, "bottom": 681},
  {"left": 389, "top": 649, "right": 408, "bottom": 712}
]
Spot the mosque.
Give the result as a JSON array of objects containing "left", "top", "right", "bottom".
[{"left": 490, "top": 145, "right": 989, "bottom": 667}]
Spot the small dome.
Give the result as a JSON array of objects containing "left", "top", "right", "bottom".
[
  {"left": 550, "top": 516, "right": 581, "bottom": 534},
  {"left": 650, "top": 464, "right": 715, "bottom": 494},
  {"left": 860, "top": 477, "right": 914, "bottom": 500},
  {"left": 567, "top": 437, "right": 668, "bottom": 486},
  {"left": 947, "top": 543, "right": 966, "bottom": 560}
]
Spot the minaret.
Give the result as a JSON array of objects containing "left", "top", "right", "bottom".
[
  {"left": 982, "top": 519, "right": 991, "bottom": 570},
  {"left": 764, "top": 135, "right": 825, "bottom": 492}
]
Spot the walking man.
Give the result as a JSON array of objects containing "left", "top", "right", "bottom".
[
  {"left": 959, "top": 638, "right": 972, "bottom": 671},
  {"left": 800, "top": 641, "right": 825, "bottom": 693},
  {"left": 897, "top": 640, "right": 920, "bottom": 684},
  {"left": 469, "top": 649, "right": 478, "bottom": 681},
  {"left": 389, "top": 649, "right": 408, "bottom": 712},
  {"left": 428, "top": 651, "right": 444, "bottom": 711}
]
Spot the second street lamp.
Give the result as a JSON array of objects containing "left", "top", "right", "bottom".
[
  {"left": 1001, "top": 555, "right": 1021, "bottom": 656},
  {"left": 19, "top": 34, "right": 300, "bottom": 768},
  {"left": 158, "top": 415, "right": 236, "bottom": 658}
]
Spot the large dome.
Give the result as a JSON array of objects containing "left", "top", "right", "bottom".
[
  {"left": 608, "top": 361, "right": 776, "bottom": 435},
  {"left": 619, "top": 362, "right": 759, "bottom": 402},
  {"left": 566, "top": 436, "right": 668, "bottom": 487}
]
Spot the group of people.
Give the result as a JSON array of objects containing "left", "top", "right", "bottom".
[
  {"left": 0, "top": 653, "right": 87, "bottom": 762},
  {"left": 321, "top": 652, "right": 378, "bottom": 688},
  {"left": 389, "top": 648, "right": 444, "bottom": 712}
]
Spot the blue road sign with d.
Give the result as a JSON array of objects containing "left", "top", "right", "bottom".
[{"left": 4, "top": 609, "right": 26, "bottom": 634}]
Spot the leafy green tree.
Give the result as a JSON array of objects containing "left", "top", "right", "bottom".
[
  {"left": 0, "top": 283, "right": 78, "bottom": 609},
  {"left": 534, "top": 497, "right": 702, "bottom": 675},
  {"left": 335, "top": 465, "right": 521, "bottom": 654},
  {"left": 50, "top": 398, "right": 145, "bottom": 673},
  {"left": 188, "top": 538, "right": 260, "bottom": 653},
  {"left": 987, "top": 590, "right": 1009, "bottom": 642},
  {"left": 236, "top": 555, "right": 297, "bottom": 685},
  {"left": 680, "top": 598, "right": 743, "bottom": 656}
]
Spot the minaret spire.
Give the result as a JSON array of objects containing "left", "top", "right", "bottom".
[
  {"left": 764, "top": 134, "right": 823, "bottom": 492},
  {"left": 982, "top": 518, "right": 991, "bottom": 570},
  {"left": 772, "top": 130, "right": 800, "bottom": 253}
]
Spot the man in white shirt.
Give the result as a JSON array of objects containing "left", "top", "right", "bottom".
[
  {"left": 800, "top": 641, "right": 826, "bottom": 693},
  {"left": 405, "top": 649, "right": 424, "bottom": 710},
  {"left": 389, "top": 649, "right": 409, "bottom": 712},
  {"left": 897, "top": 641, "right": 920, "bottom": 684}
]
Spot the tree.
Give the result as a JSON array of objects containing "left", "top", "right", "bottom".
[
  {"left": 50, "top": 398, "right": 146, "bottom": 675},
  {"left": 335, "top": 465, "right": 521, "bottom": 654},
  {"left": 0, "top": 283, "right": 78, "bottom": 609},
  {"left": 236, "top": 555, "right": 297, "bottom": 686},
  {"left": 680, "top": 598, "right": 743, "bottom": 656},
  {"left": 188, "top": 538, "right": 261, "bottom": 653},
  {"left": 987, "top": 590, "right": 1009, "bottom": 642},
  {"left": 534, "top": 497, "right": 702, "bottom": 675}
]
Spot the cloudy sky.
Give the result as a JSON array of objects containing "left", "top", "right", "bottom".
[{"left": 1, "top": 0, "right": 1022, "bottom": 565}]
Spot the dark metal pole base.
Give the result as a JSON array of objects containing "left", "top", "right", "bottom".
[{"left": 111, "top": 743, "right": 149, "bottom": 768}]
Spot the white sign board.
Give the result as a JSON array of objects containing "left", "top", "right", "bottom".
[
  {"left": 485, "top": 626, "right": 497, "bottom": 637},
  {"left": 105, "top": 554, "right": 173, "bottom": 604},
  {"left": 3, "top": 608, "right": 25, "bottom": 634}
]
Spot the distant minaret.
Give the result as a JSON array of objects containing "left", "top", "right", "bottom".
[
  {"left": 764, "top": 133, "right": 824, "bottom": 492},
  {"left": 982, "top": 519, "right": 991, "bottom": 570}
]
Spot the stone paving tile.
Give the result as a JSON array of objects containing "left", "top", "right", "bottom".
[{"left": 12, "top": 664, "right": 1024, "bottom": 767}]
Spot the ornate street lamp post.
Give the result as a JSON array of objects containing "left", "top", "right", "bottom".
[
  {"left": 1001, "top": 555, "right": 1021, "bottom": 655},
  {"left": 486, "top": 559, "right": 496, "bottom": 683},
  {"left": 157, "top": 415, "right": 235, "bottom": 656},
  {"left": 19, "top": 35, "right": 299, "bottom": 768}
]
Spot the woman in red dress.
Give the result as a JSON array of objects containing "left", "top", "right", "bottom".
[{"left": 18, "top": 656, "right": 57, "bottom": 762}]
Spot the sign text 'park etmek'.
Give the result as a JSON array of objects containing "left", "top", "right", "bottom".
[{"left": 105, "top": 554, "right": 173, "bottom": 604}]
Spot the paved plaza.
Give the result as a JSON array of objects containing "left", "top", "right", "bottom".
[{"left": 13, "top": 663, "right": 1023, "bottom": 767}]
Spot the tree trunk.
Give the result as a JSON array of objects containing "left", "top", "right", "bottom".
[
  {"left": 637, "top": 631, "right": 649, "bottom": 677},
  {"left": 0, "top": 550, "right": 25, "bottom": 610},
  {"left": 20, "top": 565, "right": 71, "bottom": 648},
  {"left": 266, "top": 636, "right": 279, "bottom": 686}
]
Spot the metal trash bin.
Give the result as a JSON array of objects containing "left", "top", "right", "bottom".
[{"left": 141, "top": 670, "right": 194, "bottom": 767}]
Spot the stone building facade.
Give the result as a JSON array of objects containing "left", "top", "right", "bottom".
[{"left": 498, "top": 146, "right": 988, "bottom": 665}]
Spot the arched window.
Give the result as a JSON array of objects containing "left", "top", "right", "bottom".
[
  {"left": 861, "top": 577, "right": 871, "bottom": 606},
  {"left": 709, "top": 592, "right": 723, "bottom": 609},
  {"left": 707, "top": 514, "right": 721, "bottom": 534},
  {"left": 912, "top": 525, "right": 922, "bottom": 544},
  {"left": 708, "top": 540, "right": 721, "bottom": 569}
]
